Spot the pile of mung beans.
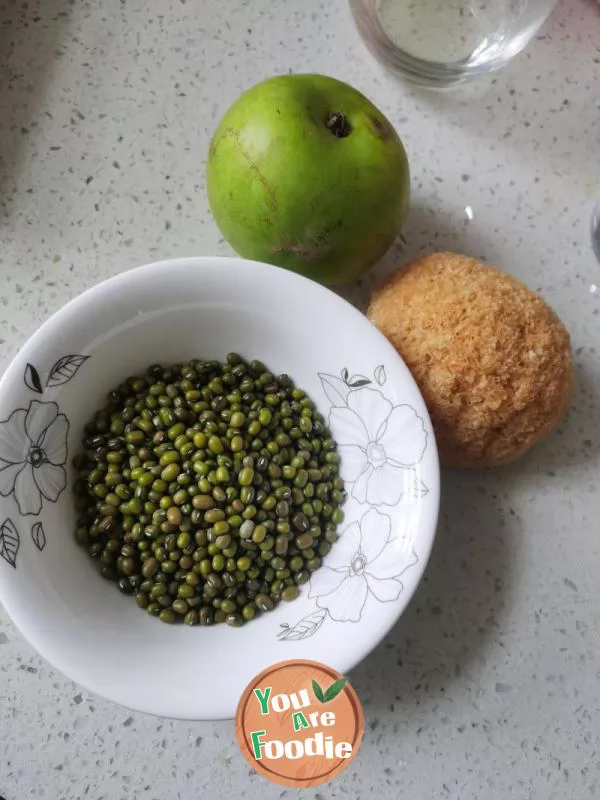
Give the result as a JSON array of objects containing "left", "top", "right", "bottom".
[{"left": 72, "top": 354, "right": 345, "bottom": 626}]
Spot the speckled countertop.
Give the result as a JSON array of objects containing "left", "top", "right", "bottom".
[{"left": 1, "top": 1, "right": 599, "bottom": 798}]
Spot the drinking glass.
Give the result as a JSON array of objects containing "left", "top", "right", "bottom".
[{"left": 349, "top": 0, "right": 557, "bottom": 87}]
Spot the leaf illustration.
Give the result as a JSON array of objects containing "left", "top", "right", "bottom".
[
  {"left": 277, "top": 608, "right": 327, "bottom": 640},
  {"left": 323, "top": 677, "right": 347, "bottom": 703},
  {"left": 0, "top": 518, "right": 20, "bottom": 568},
  {"left": 348, "top": 376, "right": 371, "bottom": 388},
  {"left": 374, "top": 364, "right": 386, "bottom": 386},
  {"left": 318, "top": 373, "right": 350, "bottom": 408},
  {"left": 46, "top": 355, "right": 89, "bottom": 388},
  {"left": 413, "top": 479, "right": 430, "bottom": 498},
  {"left": 24, "top": 363, "right": 43, "bottom": 394},
  {"left": 341, "top": 367, "right": 349, "bottom": 381},
  {"left": 31, "top": 522, "right": 46, "bottom": 551},
  {"left": 312, "top": 679, "right": 325, "bottom": 703}
]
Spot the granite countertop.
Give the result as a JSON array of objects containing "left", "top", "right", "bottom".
[{"left": 1, "top": 1, "right": 599, "bottom": 798}]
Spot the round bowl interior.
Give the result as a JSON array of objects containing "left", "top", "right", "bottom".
[{"left": 0, "top": 257, "right": 439, "bottom": 719}]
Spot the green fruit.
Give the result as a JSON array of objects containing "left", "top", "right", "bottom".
[{"left": 206, "top": 74, "right": 410, "bottom": 286}]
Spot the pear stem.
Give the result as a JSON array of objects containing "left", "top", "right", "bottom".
[{"left": 326, "top": 112, "right": 351, "bottom": 138}]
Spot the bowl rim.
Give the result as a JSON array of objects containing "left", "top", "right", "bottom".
[{"left": 0, "top": 255, "right": 440, "bottom": 719}]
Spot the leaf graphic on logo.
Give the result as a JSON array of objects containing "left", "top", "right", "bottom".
[
  {"left": 277, "top": 609, "right": 327, "bottom": 640},
  {"left": 0, "top": 518, "right": 20, "bottom": 568},
  {"left": 323, "top": 677, "right": 347, "bottom": 702},
  {"left": 348, "top": 375, "right": 371, "bottom": 388},
  {"left": 374, "top": 365, "right": 386, "bottom": 386},
  {"left": 312, "top": 679, "right": 325, "bottom": 703},
  {"left": 46, "top": 355, "right": 89, "bottom": 388},
  {"left": 318, "top": 373, "right": 350, "bottom": 408},
  {"left": 24, "top": 363, "right": 43, "bottom": 394},
  {"left": 31, "top": 522, "right": 46, "bottom": 551}
]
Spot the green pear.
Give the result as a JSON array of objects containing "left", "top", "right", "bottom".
[{"left": 206, "top": 74, "right": 410, "bottom": 286}]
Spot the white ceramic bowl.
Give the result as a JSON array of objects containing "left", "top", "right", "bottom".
[{"left": 0, "top": 257, "right": 439, "bottom": 720}]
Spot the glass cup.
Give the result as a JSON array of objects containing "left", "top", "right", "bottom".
[{"left": 349, "top": 0, "right": 557, "bottom": 87}]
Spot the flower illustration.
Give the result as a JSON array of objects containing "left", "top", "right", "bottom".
[
  {"left": 0, "top": 400, "right": 69, "bottom": 516},
  {"left": 328, "top": 385, "right": 427, "bottom": 506},
  {"left": 308, "top": 508, "right": 418, "bottom": 623}
]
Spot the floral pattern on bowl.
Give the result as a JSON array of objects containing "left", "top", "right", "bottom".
[
  {"left": 0, "top": 355, "right": 88, "bottom": 568},
  {"left": 278, "top": 365, "right": 428, "bottom": 641}
]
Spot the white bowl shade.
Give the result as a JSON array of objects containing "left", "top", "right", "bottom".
[{"left": 0, "top": 257, "right": 439, "bottom": 719}]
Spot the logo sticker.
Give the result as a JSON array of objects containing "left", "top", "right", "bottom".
[{"left": 236, "top": 659, "right": 364, "bottom": 787}]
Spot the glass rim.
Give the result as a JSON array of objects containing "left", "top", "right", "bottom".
[{"left": 348, "top": 0, "right": 557, "bottom": 88}]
